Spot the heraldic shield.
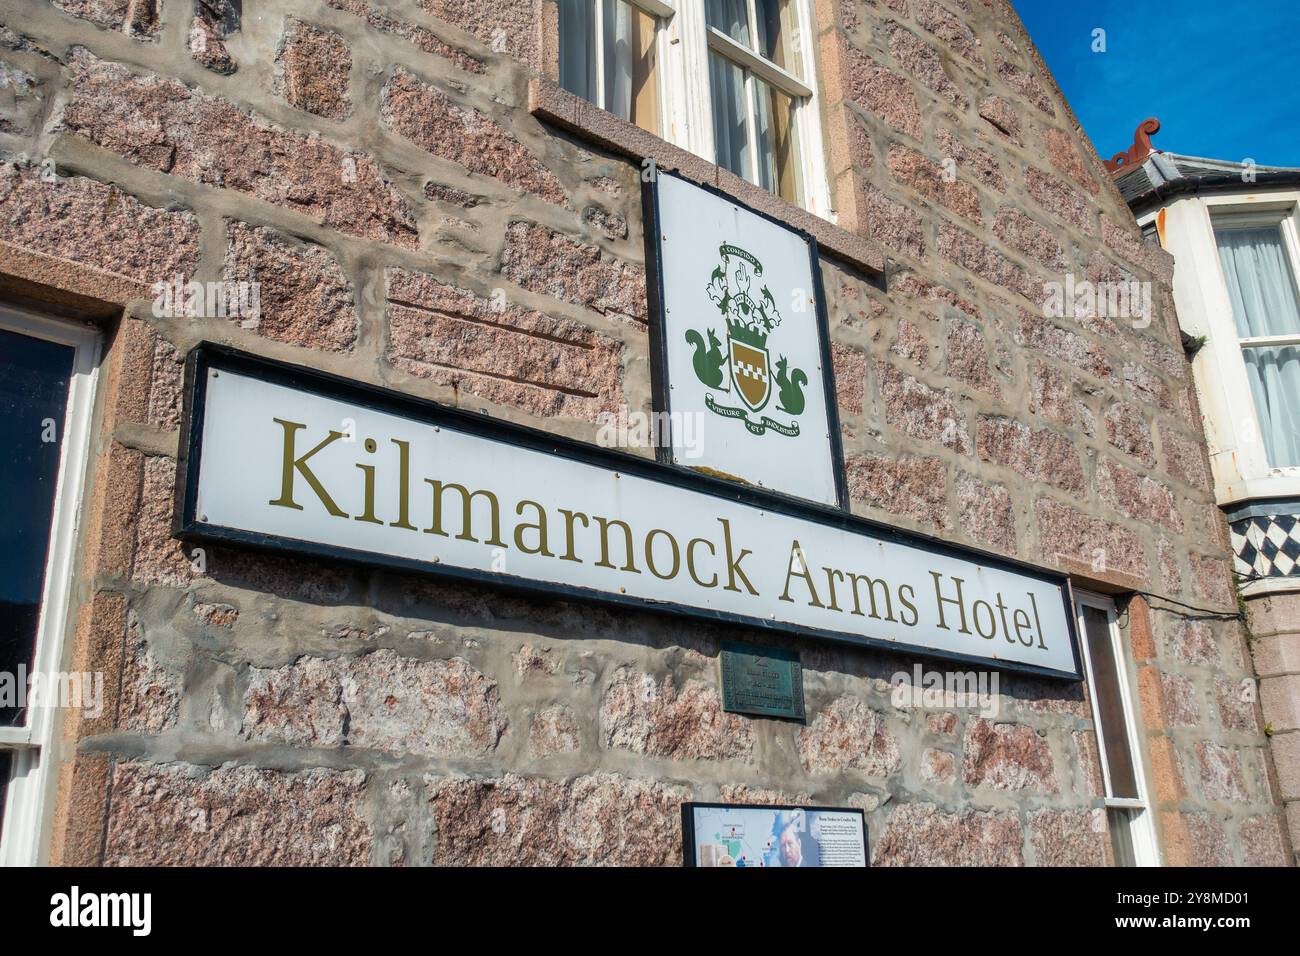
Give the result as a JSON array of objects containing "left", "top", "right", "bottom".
[{"left": 729, "top": 337, "right": 770, "bottom": 412}]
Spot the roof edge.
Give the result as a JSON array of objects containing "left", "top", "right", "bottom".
[{"left": 1127, "top": 170, "right": 1300, "bottom": 216}]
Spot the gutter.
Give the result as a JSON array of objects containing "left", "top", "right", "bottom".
[{"left": 1127, "top": 169, "right": 1300, "bottom": 216}]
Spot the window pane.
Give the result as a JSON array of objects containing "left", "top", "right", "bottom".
[
  {"left": 710, "top": 51, "right": 750, "bottom": 182},
  {"left": 1108, "top": 807, "right": 1137, "bottom": 867},
  {"left": 559, "top": 0, "right": 598, "bottom": 102},
  {"left": 0, "top": 329, "right": 74, "bottom": 728},
  {"left": 560, "top": 0, "right": 658, "bottom": 136},
  {"left": 628, "top": 7, "right": 659, "bottom": 137},
  {"left": 753, "top": 77, "right": 802, "bottom": 205},
  {"left": 1217, "top": 224, "right": 1300, "bottom": 468},
  {"left": 603, "top": 2, "right": 658, "bottom": 135},
  {"left": 1081, "top": 605, "right": 1139, "bottom": 799},
  {"left": 1216, "top": 224, "right": 1300, "bottom": 338},
  {"left": 706, "top": 0, "right": 752, "bottom": 47},
  {"left": 1241, "top": 344, "right": 1300, "bottom": 468},
  {"left": 754, "top": 0, "right": 803, "bottom": 75}
]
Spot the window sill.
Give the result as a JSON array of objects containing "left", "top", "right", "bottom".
[
  {"left": 1217, "top": 473, "right": 1300, "bottom": 508},
  {"left": 528, "top": 77, "right": 885, "bottom": 278},
  {"left": 1239, "top": 575, "right": 1300, "bottom": 599}
]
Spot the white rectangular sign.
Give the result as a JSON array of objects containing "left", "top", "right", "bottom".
[
  {"left": 179, "top": 349, "right": 1081, "bottom": 679},
  {"left": 648, "top": 173, "right": 843, "bottom": 506},
  {"left": 683, "top": 803, "right": 868, "bottom": 868}
]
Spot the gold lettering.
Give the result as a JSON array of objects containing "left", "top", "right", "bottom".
[
  {"left": 718, "top": 518, "right": 758, "bottom": 595},
  {"left": 932, "top": 572, "right": 971, "bottom": 634},
  {"left": 268, "top": 419, "right": 349, "bottom": 517},
  {"left": 996, "top": 593, "right": 1015, "bottom": 644},
  {"left": 1029, "top": 592, "right": 1048, "bottom": 650},
  {"left": 779, "top": 539, "right": 824, "bottom": 607},
  {"left": 686, "top": 537, "right": 718, "bottom": 588},
  {"left": 558, "top": 509, "right": 589, "bottom": 563},
  {"left": 823, "top": 567, "right": 846, "bottom": 612},
  {"left": 594, "top": 516, "right": 640, "bottom": 573},
  {"left": 514, "top": 500, "right": 554, "bottom": 556},
  {"left": 389, "top": 438, "right": 416, "bottom": 530},
  {"left": 355, "top": 464, "right": 382, "bottom": 524},
  {"left": 644, "top": 528, "right": 681, "bottom": 580},
  {"left": 1013, "top": 607, "right": 1034, "bottom": 646},
  {"left": 971, "top": 599, "right": 997, "bottom": 640},
  {"left": 897, "top": 584, "right": 919, "bottom": 627},
  {"left": 847, "top": 573, "right": 895, "bottom": 622},
  {"left": 423, "top": 480, "right": 505, "bottom": 545},
  {"left": 354, "top": 438, "right": 381, "bottom": 525}
]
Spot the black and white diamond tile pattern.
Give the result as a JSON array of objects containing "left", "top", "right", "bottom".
[{"left": 1231, "top": 514, "right": 1300, "bottom": 578}]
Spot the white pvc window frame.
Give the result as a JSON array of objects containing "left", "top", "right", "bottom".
[
  {"left": 1208, "top": 202, "right": 1300, "bottom": 476},
  {"left": 1074, "top": 591, "right": 1159, "bottom": 867},
  {"left": 1143, "top": 191, "right": 1300, "bottom": 503},
  {"left": 0, "top": 304, "right": 100, "bottom": 866},
  {"left": 564, "top": 0, "right": 834, "bottom": 220}
]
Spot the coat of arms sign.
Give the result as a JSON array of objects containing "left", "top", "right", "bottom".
[
  {"left": 685, "top": 244, "right": 808, "bottom": 438},
  {"left": 646, "top": 170, "right": 844, "bottom": 506}
]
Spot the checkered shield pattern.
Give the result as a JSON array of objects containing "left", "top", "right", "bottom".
[{"left": 729, "top": 339, "right": 769, "bottom": 411}]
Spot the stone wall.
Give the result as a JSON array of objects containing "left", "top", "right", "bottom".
[
  {"left": 1243, "top": 592, "right": 1300, "bottom": 861},
  {"left": 0, "top": 0, "right": 1288, "bottom": 865}
]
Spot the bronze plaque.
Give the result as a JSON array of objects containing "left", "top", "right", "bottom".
[{"left": 720, "top": 642, "right": 804, "bottom": 720}]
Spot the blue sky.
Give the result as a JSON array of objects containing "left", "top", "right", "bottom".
[{"left": 1011, "top": 0, "right": 1300, "bottom": 167}]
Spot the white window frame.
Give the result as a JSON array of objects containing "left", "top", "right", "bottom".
[
  {"left": 564, "top": 0, "right": 834, "bottom": 219},
  {"left": 1208, "top": 202, "right": 1300, "bottom": 477},
  {"left": 1074, "top": 591, "right": 1159, "bottom": 867},
  {"left": 0, "top": 304, "right": 100, "bottom": 866},
  {"left": 1145, "top": 191, "right": 1300, "bottom": 503}
]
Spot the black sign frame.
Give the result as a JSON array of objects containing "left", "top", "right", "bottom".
[
  {"left": 174, "top": 343, "right": 1084, "bottom": 681},
  {"left": 641, "top": 169, "right": 850, "bottom": 509}
]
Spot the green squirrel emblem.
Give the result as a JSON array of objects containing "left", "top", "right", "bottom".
[
  {"left": 686, "top": 327, "right": 726, "bottom": 389},
  {"left": 774, "top": 355, "right": 807, "bottom": 415}
]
